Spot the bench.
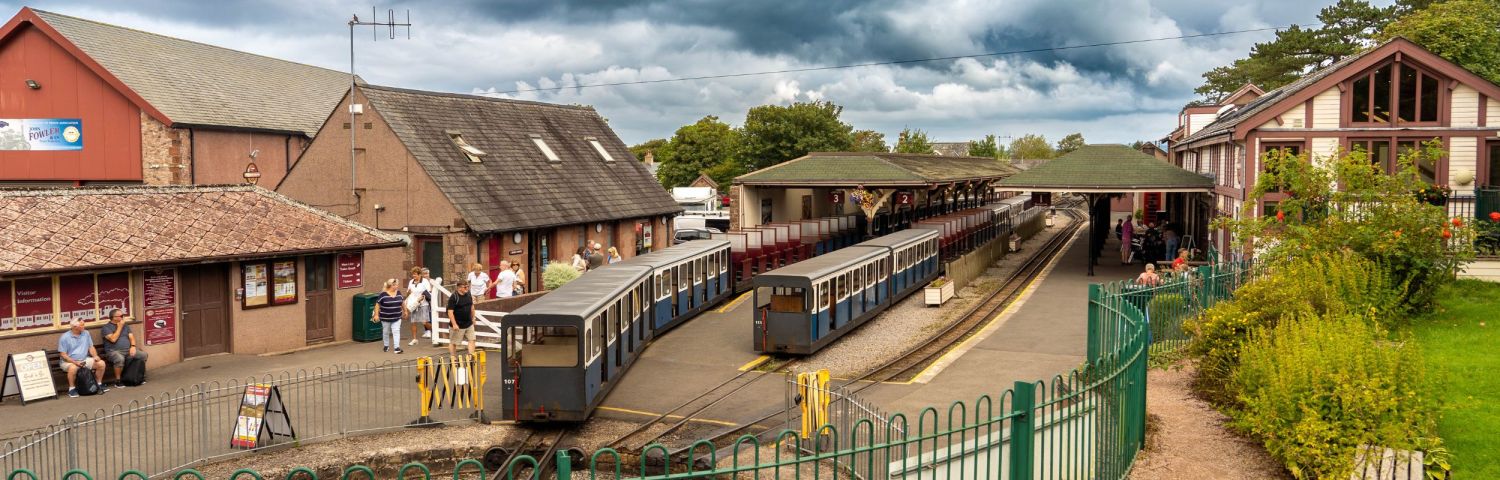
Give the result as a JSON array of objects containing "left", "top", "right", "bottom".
[{"left": 44, "top": 342, "right": 120, "bottom": 393}]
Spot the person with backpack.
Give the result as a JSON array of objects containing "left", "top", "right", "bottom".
[
  {"left": 100, "top": 309, "right": 148, "bottom": 388},
  {"left": 57, "top": 319, "right": 107, "bottom": 397}
]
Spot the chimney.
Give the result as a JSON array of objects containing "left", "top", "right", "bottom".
[{"left": 644, "top": 152, "right": 655, "bottom": 165}]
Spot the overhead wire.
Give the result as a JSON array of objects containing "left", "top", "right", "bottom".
[{"left": 487, "top": 23, "right": 1317, "bottom": 95}]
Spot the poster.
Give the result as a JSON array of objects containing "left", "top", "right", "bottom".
[
  {"left": 272, "top": 260, "right": 297, "bottom": 305},
  {"left": 2, "top": 351, "right": 57, "bottom": 403},
  {"left": 229, "top": 384, "right": 294, "bottom": 449},
  {"left": 13, "top": 278, "right": 54, "bottom": 330},
  {"left": 58, "top": 274, "right": 97, "bottom": 324},
  {"left": 337, "top": 253, "right": 363, "bottom": 289},
  {"left": 143, "top": 270, "right": 177, "bottom": 346},
  {"left": 0, "top": 281, "right": 12, "bottom": 331},
  {"left": 95, "top": 272, "right": 131, "bottom": 316},
  {"left": 0, "top": 119, "right": 83, "bottom": 151},
  {"left": 640, "top": 222, "right": 653, "bottom": 249},
  {"left": 243, "top": 263, "right": 268, "bottom": 307}
]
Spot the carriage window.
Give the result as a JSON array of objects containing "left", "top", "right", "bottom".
[
  {"left": 615, "top": 302, "right": 626, "bottom": 334},
  {"left": 510, "top": 326, "right": 579, "bottom": 368},
  {"left": 759, "top": 287, "right": 806, "bottom": 313},
  {"left": 837, "top": 273, "right": 849, "bottom": 298},
  {"left": 821, "top": 282, "right": 832, "bottom": 310},
  {"left": 867, "top": 264, "right": 876, "bottom": 287},
  {"left": 604, "top": 308, "right": 617, "bottom": 343}
]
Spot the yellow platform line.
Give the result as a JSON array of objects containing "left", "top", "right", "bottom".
[
  {"left": 597, "top": 406, "right": 739, "bottom": 427},
  {"left": 904, "top": 226, "right": 1083, "bottom": 384},
  {"left": 737, "top": 355, "right": 772, "bottom": 371},
  {"left": 716, "top": 291, "right": 752, "bottom": 313}
]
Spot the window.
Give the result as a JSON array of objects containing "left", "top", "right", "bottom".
[
  {"left": 447, "top": 131, "right": 485, "bottom": 163},
  {"left": 586, "top": 138, "right": 615, "bottom": 162},
  {"left": 760, "top": 287, "right": 805, "bottom": 313},
  {"left": 1350, "top": 139, "right": 1393, "bottom": 173},
  {"left": 530, "top": 134, "right": 561, "bottom": 162},
  {"left": 511, "top": 326, "right": 580, "bottom": 367},
  {"left": 1351, "top": 138, "right": 1439, "bottom": 183},
  {"left": 1350, "top": 62, "right": 1442, "bottom": 125},
  {"left": 1261, "top": 143, "right": 1303, "bottom": 191},
  {"left": 591, "top": 315, "right": 605, "bottom": 358}
]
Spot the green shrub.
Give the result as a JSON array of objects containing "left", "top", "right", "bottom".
[
  {"left": 542, "top": 262, "right": 581, "bottom": 291},
  {"left": 1230, "top": 313, "right": 1440, "bottom": 479},
  {"left": 1187, "top": 250, "right": 1404, "bottom": 404},
  {"left": 1147, "top": 292, "right": 1189, "bottom": 342}
]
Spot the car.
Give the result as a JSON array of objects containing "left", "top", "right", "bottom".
[{"left": 673, "top": 228, "right": 717, "bottom": 244}]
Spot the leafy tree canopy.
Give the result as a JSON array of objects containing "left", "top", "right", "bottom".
[
  {"left": 893, "top": 128, "right": 934, "bottom": 154},
  {"left": 1196, "top": 0, "right": 1394, "bottom": 100},
  {"left": 1381, "top": 0, "right": 1500, "bottom": 84},
  {"left": 849, "top": 129, "right": 890, "bottom": 152},
  {"left": 1055, "top": 132, "right": 1086, "bottom": 155},
  {"left": 740, "top": 101, "right": 854, "bottom": 169},
  {"left": 630, "top": 138, "right": 667, "bottom": 162},
  {"left": 654, "top": 115, "right": 741, "bottom": 188},
  {"left": 968, "top": 134, "right": 1000, "bottom": 158},
  {"left": 1009, "top": 134, "right": 1054, "bottom": 159}
]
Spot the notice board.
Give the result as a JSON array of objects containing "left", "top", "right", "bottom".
[
  {"left": 229, "top": 384, "right": 296, "bottom": 449},
  {"left": 337, "top": 253, "right": 363, "bottom": 289},
  {"left": 143, "top": 269, "right": 177, "bottom": 346},
  {"left": 1, "top": 351, "right": 57, "bottom": 404}
]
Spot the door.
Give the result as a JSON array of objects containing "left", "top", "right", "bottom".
[
  {"left": 530, "top": 229, "right": 552, "bottom": 290},
  {"left": 180, "top": 264, "right": 231, "bottom": 358},
  {"left": 305, "top": 255, "right": 335, "bottom": 343},
  {"left": 417, "top": 237, "right": 445, "bottom": 280}
]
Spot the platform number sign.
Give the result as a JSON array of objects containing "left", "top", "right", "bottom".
[
  {"left": 895, "top": 191, "right": 913, "bottom": 205},
  {"left": 829, "top": 191, "right": 845, "bottom": 204}
]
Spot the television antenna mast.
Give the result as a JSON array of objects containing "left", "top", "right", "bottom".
[{"left": 346, "top": 8, "right": 412, "bottom": 202}]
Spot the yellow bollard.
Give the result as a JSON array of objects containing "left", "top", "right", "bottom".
[{"left": 413, "top": 357, "right": 434, "bottom": 426}]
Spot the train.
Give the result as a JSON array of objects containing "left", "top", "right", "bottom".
[
  {"left": 499, "top": 240, "right": 733, "bottom": 422},
  {"left": 499, "top": 195, "right": 1038, "bottom": 422}
]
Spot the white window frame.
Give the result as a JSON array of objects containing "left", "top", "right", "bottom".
[
  {"left": 530, "top": 135, "right": 561, "bottom": 162},
  {"left": 587, "top": 138, "right": 615, "bottom": 162}
]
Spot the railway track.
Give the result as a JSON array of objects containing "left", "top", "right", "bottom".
[
  {"left": 492, "top": 428, "right": 571, "bottom": 480},
  {"left": 602, "top": 367, "right": 767, "bottom": 454}
]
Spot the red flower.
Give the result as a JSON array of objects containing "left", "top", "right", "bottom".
[
  {"left": 1394, "top": 230, "right": 1402, "bottom": 238},
  {"left": 1491, "top": 212, "right": 1500, "bottom": 222},
  {"left": 1452, "top": 218, "right": 1464, "bottom": 228},
  {"left": 1275, "top": 210, "right": 1285, "bottom": 222},
  {"left": 1442, "top": 229, "right": 1453, "bottom": 239}
]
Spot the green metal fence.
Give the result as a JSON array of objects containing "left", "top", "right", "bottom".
[{"left": 7, "top": 261, "right": 1257, "bottom": 480}]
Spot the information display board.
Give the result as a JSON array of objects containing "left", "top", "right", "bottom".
[
  {"left": 143, "top": 270, "right": 177, "bottom": 346},
  {"left": 337, "top": 253, "right": 363, "bottom": 289},
  {"left": 1, "top": 351, "right": 57, "bottom": 404},
  {"left": 228, "top": 383, "right": 295, "bottom": 449}
]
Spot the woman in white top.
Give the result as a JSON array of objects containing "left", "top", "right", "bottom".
[
  {"left": 465, "top": 263, "right": 492, "bottom": 299},
  {"left": 571, "top": 247, "right": 588, "bottom": 273},
  {"left": 406, "top": 267, "right": 433, "bottom": 345}
]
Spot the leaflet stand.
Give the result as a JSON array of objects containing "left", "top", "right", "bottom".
[{"left": 228, "top": 384, "right": 296, "bottom": 449}]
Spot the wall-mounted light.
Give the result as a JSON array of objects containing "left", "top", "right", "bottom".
[{"left": 25, "top": 79, "right": 40, "bottom": 90}]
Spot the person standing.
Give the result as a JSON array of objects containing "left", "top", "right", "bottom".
[
  {"left": 465, "top": 263, "right": 492, "bottom": 300},
  {"left": 1114, "top": 218, "right": 1124, "bottom": 243},
  {"left": 58, "top": 319, "right": 107, "bottom": 397},
  {"left": 1161, "top": 219, "right": 1180, "bottom": 261},
  {"left": 100, "top": 309, "right": 147, "bottom": 388},
  {"left": 406, "top": 267, "right": 433, "bottom": 346},
  {"left": 571, "top": 247, "right": 589, "bottom": 273},
  {"left": 495, "top": 260, "right": 519, "bottom": 298},
  {"left": 372, "top": 279, "right": 405, "bottom": 354},
  {"left": 511, "top": 262, "right": 527, "bottom": 295},
  {"left": 606, "top": 247, "right": 622, "bottom": 264},
  {"left": 445, "top": 281, "right": 477, "bottom": 357},
  {"left": 588, "top": 242, "right": 606, "bottom": 270},
  {"left": 1120, "top": 214, "right": 1135, "bottom": 264}
]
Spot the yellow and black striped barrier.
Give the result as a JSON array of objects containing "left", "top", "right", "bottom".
[
  {"left": 414, "top": 352, "right": 489, "bottom": 425},
  {"left": 796, "top": 369, "right": 830, "bottom": 439}
]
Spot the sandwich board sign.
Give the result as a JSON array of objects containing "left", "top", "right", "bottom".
[
  {"left": 1, "top": 351, "right": 57, "bottom": 404},
  {"left": 228, "top": 383, "right": 296, "bottom": 449}
]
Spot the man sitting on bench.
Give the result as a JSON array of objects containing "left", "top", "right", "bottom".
[
  {"left": 58, "top": 319, "right": 108, "bottom": 397},
  {"left": 101, "top": 309, "right": 147, "bottom": 388}
]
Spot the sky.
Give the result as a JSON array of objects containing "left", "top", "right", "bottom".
[{"left": 2, "top": 0, "right": 1362, "bottom": 146}]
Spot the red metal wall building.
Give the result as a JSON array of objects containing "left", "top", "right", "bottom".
[{"left": 0, "top": 22, "right": 143, "bottom": 181}]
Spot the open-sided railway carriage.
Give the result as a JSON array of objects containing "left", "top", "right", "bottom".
[
  {"left": 752, "top": 228, "right": 940, "bottom": 355},
  {"left": 500, "top": 240, "right": 733, "bottom": 422}
]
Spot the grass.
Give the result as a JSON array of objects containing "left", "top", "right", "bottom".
[{"left": 1409, "top": 279, "right": 1500, "bottom": 478}]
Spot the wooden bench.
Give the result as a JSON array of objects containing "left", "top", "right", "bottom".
[{"left": 44, "top": 342, "right": 120, "bottom": 393}]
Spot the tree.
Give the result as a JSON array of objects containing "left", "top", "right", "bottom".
[
  {"left": 1196, "top": 0, "right": 1394, "bottom": 100},
  {"left": 1382, "top": 0, "right": 1500, "bottom": 84},
  {"left": 629, "top": 138, "right": 667, "bottom": 162},
  {"left": 967, "top": 134, "right": 1000, "bottom": 158},
  {"left": 1009, "top": 134, "right": 1053, "bottom": 159},
  {"left": 654, "top": 116, "right": 741, "bottom": 188},
  {"left": 849, "top": 129, "right": 889, "bottom": 152},
  {"left": 740, "top": 101, "right": 854, "bottom": 169},
  {"left": 893, "top": 128, "right": 934, "bottom": 154},
  {"left": 1055, "top": 133, "right": 1086, "bottom": 155}
]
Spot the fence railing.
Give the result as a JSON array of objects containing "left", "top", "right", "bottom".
[
  {"left": 0, "top": 356, "right": 491, "bottom": 479},
  {"left": 7, "top": 260, "right": 1259, "bottom": 480}
]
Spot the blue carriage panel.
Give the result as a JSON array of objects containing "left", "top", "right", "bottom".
[
  {"left": 654, "top": 297, "right": 672, "bottom": 329},
  {"left": 836, "top": 297, "right": 850, "bottom": 328}
]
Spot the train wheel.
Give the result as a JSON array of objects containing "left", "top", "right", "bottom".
[{"left": 482, "top": 446, "right": 511, "bottom": 471}]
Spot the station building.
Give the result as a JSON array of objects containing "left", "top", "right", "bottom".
[
  {"left": 277, "top": 85, "right": 681, "bottom": 290},
  {"left": 0, "top": 8, "right": 352, "bottom": 187},
  {"left": 0, "top": 185, "right": 403, "bottom": 366},
  {"left": 1164, "top": 38, "right": 1500, "bottom": 269},
  {"left": 730, "top": 152, "right": 1020, "bottom": 232}
]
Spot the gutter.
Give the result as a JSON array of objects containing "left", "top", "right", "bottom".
[{"left": 0, "top": 240, "right": 407, "bottom": 281}]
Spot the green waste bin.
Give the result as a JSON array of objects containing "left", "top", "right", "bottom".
[{"left": 353, "top": 292, "right": 382, "bottom": 342}]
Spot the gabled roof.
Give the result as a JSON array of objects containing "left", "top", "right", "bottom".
[
  {"left": 1177, "top": 38, "right": 1500, "bottom": 148},
  {"left": 735, "top": 152, "right": 1019, "bottom": 186},
  {"left": 2, "top": 8, "right": 354, "bottom": 136},
  {"left": 996, "top": 144, "right": 1213, "bottom": 193},
  {"left": 0, "top": 185, "right": 404, "bottom": 277},
  {"left": 358, "top": 85, "right": 680, "bottom": 233}
]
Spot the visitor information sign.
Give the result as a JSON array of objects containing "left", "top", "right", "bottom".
[
  {"left": 143, "top": 269, "right": 177, "bottom": 346},
  {"left": 228, "top": 384, "right": 295, "bottom": 449},
  {"left": 337, "top": 253, "right": 363, "bottom": 289},
  {"left": 1, "top": 351, "right": 57, "bottom": 404},
  {"left": 0, "top": 119, "right": 83, "bottom": 151}
]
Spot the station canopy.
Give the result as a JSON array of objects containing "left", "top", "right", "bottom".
[
  {"left": 995, "top": 144, "right": 1213, "bottom": 193},
  {"left": 735, "top": 152, "right": 1019, "bottom": 187}
]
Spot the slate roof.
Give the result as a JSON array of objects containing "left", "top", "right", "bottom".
[
  {"left": 0, "top": 185, "right": 404, "bottom": 277},
  {"left": 997, "top": 144, "right": 1213, "bottom": 192},
  {"left": 359, "top": 85, "right": 680, "bottom": 233},
  {"left": 735, "top": 152, "right": 1019, "bottom": 186},
  {"left": 24, "top": 9, "right": 354, "bottom": 136},
  {"left": 1176, "top": 44, "right": 1380, "bottom": 146}
]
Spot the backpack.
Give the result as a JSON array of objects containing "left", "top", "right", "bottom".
[
  {"left": 121, "top": 356, "right": 147, "bottom": 386},
  {"left": 74, "top": 367, "right": 101, "bottom": 396}
]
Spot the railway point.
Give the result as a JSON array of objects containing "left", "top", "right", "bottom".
[{"left": 4, "top": 3, "right": 1499, "bottom": 479}]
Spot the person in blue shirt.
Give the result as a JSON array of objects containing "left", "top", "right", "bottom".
[
  {"left": 58, "top": 319, "right": 108, "bottom": 397},
  {"left": 371, "top": 279, "right": 406, "bottom": 354}
]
